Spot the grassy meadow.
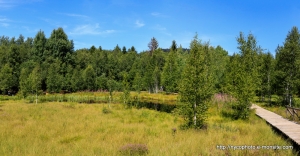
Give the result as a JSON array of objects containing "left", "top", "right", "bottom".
[{"left": 0, "top": 96, "right": 297, "bottom": 155}]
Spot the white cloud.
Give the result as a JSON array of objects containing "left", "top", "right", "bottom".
[
  {"left": 0, "top": 23, "right": 9, "bottom": 27},
  {"left": 151, "top": 12, "right": 160, "bottom": 16},
  {"left": 0, "top": 17, "right": 10, "bottom": 27},
  {"left": 153, "top": 24, "right": 166, "bottom": 31},
  {"left": 41, "top": 18, "right": 59, "bottom": 26},
  {"left": 0, "top": 0, "right": 41, "bottom": 8},
  {"left": 62, "top": 13, "right": 90, "bottom": 20},
  {"left": 0, "top": 17, "right": 8, "bottom": 22},
  {"left": 70, "top": 23, "right": 115, "bottom": 35},
  {"left": 135, "top": 20, "right": 145, "bottom": 28},
  {"left": 153, "top": 24, "right": 171, "bottom": 36},
  {"left": 151, "top": 12, "right": 168, "bottom": 18},
  {"left": 0, "top": 1, "right": 15, "bottom": 8}
]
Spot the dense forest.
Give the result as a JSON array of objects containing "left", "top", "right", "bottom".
[{"left": 1, "top": 26, "right": 300, "bottom": 115}]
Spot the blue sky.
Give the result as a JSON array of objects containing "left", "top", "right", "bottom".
[{"left": 0, "top": 0, "right": 300, "bottom": 55}]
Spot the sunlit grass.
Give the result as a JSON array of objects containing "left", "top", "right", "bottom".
[
  {"left": 0, "top": 100, "right": 296, "bottom": 155},
  {"left": 2, "top": 91, "right": 179, "bottom": 105}
]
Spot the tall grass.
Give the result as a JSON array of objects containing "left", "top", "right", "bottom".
[
  {"left": 0, "top": 100, "right": 296, "bottom": 155},
  {"left": 14, "top": 91, "right": 179, "bottom": 105}
]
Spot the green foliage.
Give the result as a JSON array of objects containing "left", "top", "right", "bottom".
[
  {"left": 71, "top": 67, "right": 84, "bottom": 92},
  {"left": 83, "top": 65, "right": 96, "bottom": 91},
  {"left": 28, "top": 66, "right": 42, "bottom": 95},
  {"left": 4, "top": 26, "right": 300, "bottom": 113},
  {"left": 148, "top": 37, "right": 159, "bottom": 55},
  {"left": 178, "top": 34, "right": 214, "bottom": 129},
  {"left": 46, "top": 27, "right": 74, "bottom": 62},
  {"left": 274, "top": 26, "right": 300, "bottom": 106},
  {"left": 19, "top": 68, "right": 30, "bottom": 97},
  {"left": 211, "top": 46, "right": 229, "bottom": 92},
  {"left": 119, "top": 144, "right": 148, "bottom": 155},
  {"left": 225, "top": 32, "right": 261, "bottom": 119},
  {"left": 96, "top": 73, "right": 108, "bottom": 90},
  {"left": 258, "top": 52, "right": 274, "bottom": 104},
  {"left": 0, "top": 64, "right": 13, "bottom": 93},
  {"left": 133, "top": 72, "right": 142, "bottom": 92},
  {"left": 161, "top": 40, "right": 180, "bottom": 93},
  {"left": 46, "top": 60, "right": 62, "bottom": 93},
  {"left": 32, "top": 30, "right": 47, "bottom": 63},
  {"left": 102, "top": 107, "right": 113, "bottom": 114},
  {"left": 122, "top": 72, "right": 131, "bottom": 107}
]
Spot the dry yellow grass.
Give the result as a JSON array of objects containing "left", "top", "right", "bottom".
[{"left": 0, "top": 100, "right": 296, "bottom": 155}]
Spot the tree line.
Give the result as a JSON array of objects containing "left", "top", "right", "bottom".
[
  {"left": 0, "top": 26, "right": 300, "bottom": 127},
  {"left": 0, "top": 28, "right": 228, "bottom": 96}
]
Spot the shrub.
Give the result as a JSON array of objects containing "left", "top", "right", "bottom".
[
  {"left": 102, "top": 107, "right": 112, "bottom": 114},
  {"left": 119, "top": 144, "right": 148, "bottom": 155}
]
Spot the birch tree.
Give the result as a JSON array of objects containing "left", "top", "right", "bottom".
[{"left": 179, "top": 34, "right": 214, "bottom": 129}]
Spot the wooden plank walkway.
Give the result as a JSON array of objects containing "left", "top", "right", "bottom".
[{"left": 251, "top": 104, "right": 300, "bottom": 145}]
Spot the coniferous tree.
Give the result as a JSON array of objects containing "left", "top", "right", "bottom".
[
  {"left": 130, "top": 46, "right": 136, "bottom": 53},
  {"left": 148, "top": 37, "right": 159, "bottom": 55},
  {"left": 161, "top": 40, "right": 179, "bottom": 93},
  {"left": 32, "top": 30, "right": 47, "bottom": 63},
  {"left": 122, "top": 46, "right": 127, "bottom": 54},
  {"left": 274, "top": 26, "right": 300, "bottom": 106}
]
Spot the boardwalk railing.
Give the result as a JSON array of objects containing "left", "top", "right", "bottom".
[
  {"left": 286, "top": 105, "right": 300, "bottom": 121},
  {"left": 252, "top": 104, "right": 300, "bottom": 146}
]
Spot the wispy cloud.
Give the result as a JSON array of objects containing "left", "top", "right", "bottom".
[
  {"left": 0, "top": 23, "right": 9, "bottom": 27},
  {"left": 0, "top": 17, "right": 10, "bottom": 27},
  {"left": 110, "top": 0, "right": 136, "bottom": 7},
  {"left": 0, "top": 17, "right": 8, "bottom": 22},
  {"left": 153, "top": 24, "right": 166, "bottom": 31},
  {"left": 22, "top": 26, "right": 39, "bottom": 33},
  {"left": 40, "top": 18, "right": 67, "bottom": 28},
  {"left": 153, "top": 24, "right": 171, "bottom": 36},
  {"left": 0, "top": 0, "right": 42, "bottom": 8},
  {"left": 151, "top": 12, "right": 159, "bottom": 16},
  {"left": 151, "top": 12, "right": 168, "bottom": 18},
  {"left": 0, "top": 1, "right": 15, "bottom": 8},
  {"left": 60, "top": 13, "right": 91, "bottom": 20},
  {"left": 70, "top": 23, "right": 115, "bottom": 35},
  {"left": 135, "top": 20, "right": 145, "bottom": 28}
]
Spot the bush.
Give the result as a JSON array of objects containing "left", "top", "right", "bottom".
[
  {"left": 102, "top": 107, "right": 112, "bottom": 114},
  {"left": 119, "top": 144, "right": 148, "bottom": 155}
]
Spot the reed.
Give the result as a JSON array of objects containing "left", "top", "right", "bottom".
[{"left": 0, "top": 100, "right": 296, "bottom": 155}]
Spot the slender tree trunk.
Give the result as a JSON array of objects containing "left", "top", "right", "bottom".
[
  {"left": 193, "top": 102, "right": 197, "bottom": 126},
  {"left": 109, "top": 93, "right": 111, "bottom": 108},
  {"left": 268, "top": 73, "right": 271, "bottom": 106}
]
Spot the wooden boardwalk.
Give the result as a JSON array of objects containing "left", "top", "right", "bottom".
[{"left": 251, "top": 104, "right": 300, "bottom": 146}]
